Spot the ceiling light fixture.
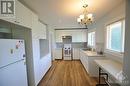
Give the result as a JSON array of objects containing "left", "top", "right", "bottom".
[{"left": 77, "top": 3, "right": 94, "bottom": 28}]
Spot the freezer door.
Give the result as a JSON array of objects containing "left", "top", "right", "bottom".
[
  {"left": 0, "top": 39, "right": 26, "bottom": 68},
  {"left": 0, "top": 60, "right": 28, "bottom": 86}
]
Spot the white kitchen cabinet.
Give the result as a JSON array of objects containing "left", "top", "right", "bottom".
[
  {"left": 15, "top": 0, "right": 32, "bottom": 28},
  {"left": 32, "top": 17, "right": 47, "bottom": 39},
  {"left": 31, "top": 12, "right": 39, "bottom": 38},
  {"left": 55, "top": 30, "right": 63, "bottom": 42},
  {"left": 80, "top": 50, "right": 88, "bottom": 72},
  {"left": 42, "top": 24, "right": 47, "bottom": 39},
  {"left": 54, "top": 48, "right": 62, "bottom": 59},
  {"left": 1, "top": 0, "right": 32, "bottom": 28},
  {"left": 80, "top": 50, "right": 105, "bottom": 77},
  {"left": 73, "top": 48, "right": 80, "bottom": 60},
  {"left": 55, "top": 29, "right": 87, "bottom": 43},
  {"left": 31, "top": 13, "right": 49, "bottom": 86},
  {"left": 55, "top": 30, "right": 72, "bottom": 42},
  {"left": 32, "top": 40, "right": 51, "bottom": 85},
  {"left": 72, "top": 30, "right": 87, "bottom": 42},
  {"left": 37, "top": 21, "right": 47, "bottom": 39},
  {"left": 72, "top": 31, "right": 79, "bottom": 42}
]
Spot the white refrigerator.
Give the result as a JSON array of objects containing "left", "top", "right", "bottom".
[{"left": 0, "top": 39, "right": 28, "bottom": 86}]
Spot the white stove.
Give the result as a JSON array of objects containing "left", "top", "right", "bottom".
[{"left": 63, "top": 44, "right": 72, "bottom": 60}]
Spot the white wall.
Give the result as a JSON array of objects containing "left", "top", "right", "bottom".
[
  {"left": 124, "top": 0, "right": 130, "bottom": 86},
  {"left": 87, "top": 1, "right": 125, "bottom": 63}
]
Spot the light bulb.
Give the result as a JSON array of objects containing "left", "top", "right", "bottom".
[
  {"left": 87, "top": 14, "right": 93, "bottom": 19},
  {"left": 79, "top": 15, "right": 84, "bottom": 19},
  {"left": 77, "top": 18, "right": 81, "bottom": 22}
]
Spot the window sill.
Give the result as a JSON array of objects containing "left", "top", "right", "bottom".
[
  {"left": 88, "top": 45, "right": 95, "bottom": 48},
  {"left": 104, "top": 49, "right": 124, "bottom": 58}
]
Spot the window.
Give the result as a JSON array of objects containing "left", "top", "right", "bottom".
[
  {"left": 106, "top": 19, "right": 125, "bottom": 52},
  {"left": 88, "top": 31, "right": 95, "bottom": 47}
]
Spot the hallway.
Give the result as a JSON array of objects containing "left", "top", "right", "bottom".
[{"left": 38, "top": 60, "right": 98, "bottom": 86}]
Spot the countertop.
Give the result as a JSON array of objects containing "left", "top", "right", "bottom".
[
  {"left": 95, "top": 59, "right": 123, "bottom": 83},
  {"left": 80, "top": 49, "right": 105, "bottom": 57}
]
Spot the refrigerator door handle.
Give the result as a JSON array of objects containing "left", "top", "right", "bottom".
[
  {"left": 23, "top": 54, "right": 26, "bottom": 58},
  {"left": 0, "top": 59, "right": 25, "bottom": 69}
]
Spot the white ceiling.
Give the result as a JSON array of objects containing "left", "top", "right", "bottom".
[{"left": 19, "top": 0, "right": 123, "bottom": 28}]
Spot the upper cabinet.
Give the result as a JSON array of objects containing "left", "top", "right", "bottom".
[
  {"left": 72, "top": 30, "right": 87, "bottom": 42},
  {"left": 1, "top": 0, "right": 32, "bottom": 28},
  {"left": 31, "top": 12, "right": 39, "bottom": 39},
  {"left": 0, "top": 0, "right": 47, "bottom": 39},
  {"left": 37, "top": 21, "right": 46, "bottom": 39},
  {"left": 31, "top": 16, "right": 47, "bottom": 39},
  {"left": 55, "top": 29, "right": 87, "bottom": 43},
  {"left": 55, "top": 30, "right": 63, "bottom": 42},
  {"left": 15, "top": 0, "right": 32, "bottom": 28}
]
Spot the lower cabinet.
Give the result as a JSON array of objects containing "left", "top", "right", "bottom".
[
  {"left": 32, "top": 39, "right": 51, "bottom": 86},
  {"left": 80, "top": 51, "right": 88, "bottom": 72},
  {"left": 80, "top": 50, "right": 105, "bottom": 77},
  {"left": 73, "top": 48, "right": 80, "bottom": 60},
  {"left": 54, "top": 48, "right": 62, "bottom": 60}
]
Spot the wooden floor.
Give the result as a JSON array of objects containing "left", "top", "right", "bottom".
[{"left": 38, "top": 60, "right": 98, "bottom": 86}]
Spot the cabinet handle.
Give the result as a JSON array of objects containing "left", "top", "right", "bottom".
[{"left": 14, "top": 21, "right": 20, "bottom": 23}]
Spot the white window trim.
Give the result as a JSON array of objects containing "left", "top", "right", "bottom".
[
  {"left": 88, "top": 31, "right": 96, "bottom": 47},
  {"left": 104, "top": 49, "right": 124, "bottom": 58},
  {"left": 105, "top": 19, "right": 125, "bottom": 57}
]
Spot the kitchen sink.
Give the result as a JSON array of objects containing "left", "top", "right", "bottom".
[{"left": 82, "top": 48, "right": 89, "bottom": 51}]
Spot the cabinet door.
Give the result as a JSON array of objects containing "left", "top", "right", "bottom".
[
  {"left": 55, "top": 30, "right": 62, "bottom": 42},
  {"left": 80, "top": 51, "right": 84, "bottom": 64},
  {"left": 83, "top": 53, "right": 88, "bottom": 72},
  {"left": 82, "top": 53, "right": 86, "bottom": 69},
  {"left": 11, "top": 25, "right": 25, "bottom": 39},
  {"left": 54, "top": 49, "right": 62, "bottom": 59},
  {"left": 42, "top": 24, "right": 46, "bottom": 39},
  {"left": 0, "top": 20, "right": 12, "bottom": 39},
  {"left": 72, "top": 30, "right": 87, "bottom": 42},
  {"left": 73, "top": 48, "right": 80, "bottom": 60},
  {"left": 63, "top": 30, "right": 72, "bottom": 36},
  {"left": 72, "top": 31, "right": 77, "bottom": 42},
  {"left": 79, "top": 51, "right": 88, "bottom": 72},
  {"left": 15, "top": 0, "right": 32, "bottom": 28},
  {"left": 38, "top": 22, "right": 47, "bottom": 39},
  {"left": 0, "top": 0, "right": 32, "bottom": 28},
  {"left": 31, "top": 12, "right": 39, "bottom": 38}
]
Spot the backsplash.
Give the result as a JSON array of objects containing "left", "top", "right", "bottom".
[
  {"left": 56, "top": 42, "right": 87, "bottom": 48},
  {"left": 56, "top": 43, "right": 63, "bottom": 48},
  {"left": 72, "top": 42, "right": 87, "bottom": 48}
]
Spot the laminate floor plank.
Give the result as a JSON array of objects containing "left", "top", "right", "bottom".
[{"left": 38, "top": 60, "right": 98, "bottom": 86}]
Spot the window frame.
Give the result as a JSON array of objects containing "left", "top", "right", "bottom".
[
  {"left": 105, "top": 19, "right": 125, "bottom": 53},
  {"left": 88, "top": 31, "right": 96, "bottom": 47}
]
